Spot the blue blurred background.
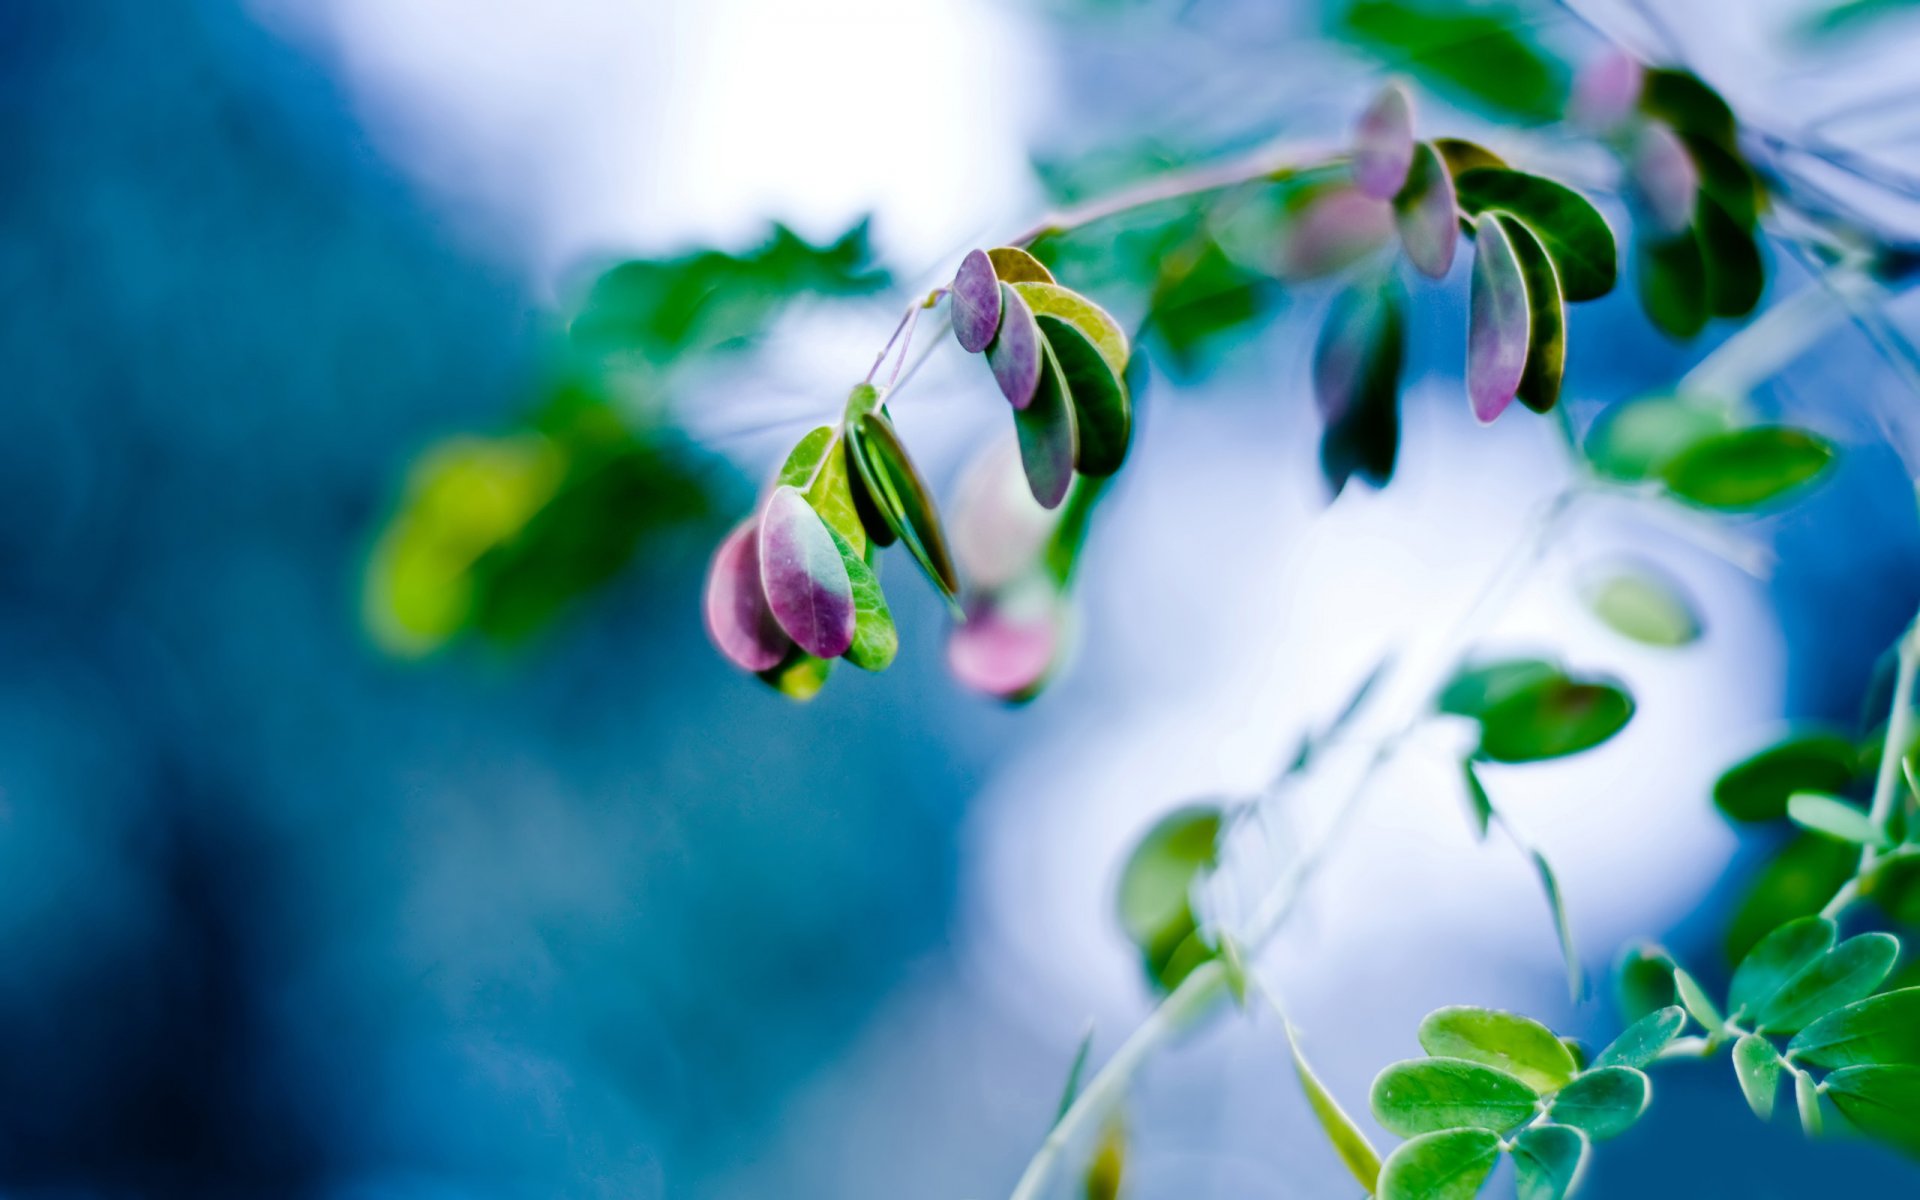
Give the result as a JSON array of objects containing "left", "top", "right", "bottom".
[{"left": 4, "top": 0, "right": 1920, "bottom": 1196}]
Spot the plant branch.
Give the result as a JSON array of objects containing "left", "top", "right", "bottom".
[{"left": 1821, "top": 612, "right": 1920, "bottom": 921}]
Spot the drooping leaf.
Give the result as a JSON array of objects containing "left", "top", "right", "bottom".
[
  {"left": 1466, "top": 212, "right": 1530, "bottom": 423},
  {"left": 1497, "top": 214, "right": 1567, "bottom": 413},
  {"left": 1714, "top": 733, "right": 1860, "bottom": 823},
  {"left": 1369, "top": 1057, "right": 1539, "bottom": 1136},
  {"left": 824, "top": 523, "right": 896, "bottom": 671},
  {"left": 1639, "top": 68, "right": 1737, "bottom": 149},
  {"left": 704, "top": 518, "right": 791, "bottom": 671},
  {"left": 1755, "top": 933, "right": 1901, "bottom": 1034},
  {"left": 1727, "top": 833, "right": 1859, "bottom": 960},
  {"left": 757, "top": 647, "right": 832, "bottom": 701},
  {"left": 1315, "top": 279, "right": 1405, "bottom": 493},
  {"left": 1531, "top": 849, "right": 1585, "bottom": 1000},
  {"left": 1438, "top": 658, "right": 1560, "bottom": 720},
  {"left": 1581, "top": 562, "right": 1703, "bottom": 647},
  {"left": 1685, "top": 135, "right": 1764, "bottom": 230},
  {"left": 989, "top": 282, "right": 1045, "bottom": 410},
  {"left": 1733, "top": 1033, "right": 1783, "bottom": 1121},
  {"left": 1416, "top": 1007, "right": 1578, "bottom": 1093},
  {"left": 1594, "top": 1006, "right": 1688, "bottom": 1070},
  {"left": 1698, "top": 193, "right": 1765, "bottom": 318},
  {"left": 850, "top": 412, "right": 961, "bottom": 600},
  {"left": 1288, "top": 1023, "right": 1383, "bottom": 1192},
  {"left": 1583, "top": 393, "right": 1732, "bottom": 482},
  {"left": 1279, "top": 183, "right": 1399, "bottom": 280},
  {"left": 1673, "top": 966, "right": 1725, "bottom": 1033},
  {"left": 1012, "top": 281, "right": 1130, "bottom": 378},
  {"left": 1394, "top": 141, "right": 1458, "bottom": 279},
  {"left": 1824, "top": 1064, "right": 1920, "bottom": 1153},
  {"left": 1376, "top": 1128, "right": 1503, "bottom": 1200},
  {"left": 1790, "top": 989, "right": 1920, "bottom": 1068},
  {"left": 1731, "top": 916, "right": 1838, "bottom": 1020},
  {"left": 951, "top": 249, "right": 1003, "bottom": 354},
  {"left": 1338, "top": 1, "right": 1568, "bottom": 122},
  {"left": 1461, "top": 759, "right": 1493, "bottom": 840},
  {"left": 1788, "top": 792, "right": 1888, "bottom": 847},
  {"left": 759, "top": 486, "right": 856, "bottom": 658},
  {"left": 806, "top": 436, "right": 867, "bottom": 556},
  {"left": 948, "top": 581, "right": 1063, "bottom": 703},
  {"left": 1630, "top": 121, "right": 1699, "bottom": 236},
  {"left": 1636, "top": 229, "right": 1710, "bottom": 339},
  {"left": 1660, "top": 426, "right": 1837, "bottom": 510},
  {"left": 1116, "top": 806, "right": 1222, "bottom": 991},
  {"left": 950, "top": 436, "right": 1057, "bottom": 591},
  {"left": 775, "top": 425, "right": 837, "bottom": 489},
  {"left": 1015, "top": 344, "right": 1081, "bottom": 509},
  {"left": 1568, "top": 49, "right": 1642, "bottom": 132},
  {"left": 1054, "top": 1026, "right": 1096, "bottom": 1126},
  {"left": 1083, "top": 1119, "right": 1126, "bottom": 1200},
  {"left": 1455, "top": 168, "right": 1617, "bottom": 301},
  {"left": 1475, "top": 675, "right": 1635, "bottom": 763},
  {"left": 1513, "top": 1124, "right": 1588, "bottom": 1200},
  {"left": 1615, "top": 945, "right": 1678, "bottom": 1023},
  {"left": 1433, "top": 138, "right": 1507, "bottom": 176},
  {"left": 1354, "top": 80, "right": 1417, "bottom": 200},
  {"left": 987, "top": 246, "right": 1055, "bottom": 284},
  {"left": 1547, "top": 1066, "right": 1650, "bottom": 1140},
  {"left": 1795, "top": 1068, "right": 1825, "bottom": 1137},
  {"left": 841, "top": 388, "right": 897, "bottom": 549},
  {"left": 1038, "top": 315, "right": 1131, "bottom": 477}
]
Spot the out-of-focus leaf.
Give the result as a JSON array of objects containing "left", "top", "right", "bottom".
[
  {"left": 1733, "top": 1033, "right": 1782, "bottom": 1120},
  {"left": 989, "top": 282, "right": 1045, "bottom": 410},
  {"left": 1594, "top": 1006, "right": 1687, "bottom": 1070},
  {"left": 1355, "top": 80, "right": 1417, "bottom": 200},
  {"left": 1568, "top": 49, "right": 1642, "bottom": 132},
  {"left": 825, "top": 523, "right": 896, "bottom": 672},
  {"left": 1039, "top": 315, "right": 1130, "bottom": 477},
  {"left": 1803, "top": 0, "right": 1920, "bottom": 40},
  {"left": 1439, "top": 658, "right": 1562, "bottom": 720},
  {"left": 1714, "top": 733, "right": 1860, "bottom": 823},
  {"left": 1754, "top": 933, "right": 1901, "bottom": 1034},
  {"left": 1731, "top": 916, "right": 1837, "bottom": 1019},
  {"left": 1475, "top": 674, "right": 1635, "bottom": 763},
  {"left": 1659, "top": 426, "right": 1836, "bottom": 510},
  {"left": 1461, "top": 759, "right": 1493, "bottom": 840},
  {"left": 1583, "top": 393, "right": 1731, "bottom": 482},
  {"left": 1015, "top": 345, "right": 1081, "bottom": 509},
  {"left": 1547, "top": 1066, "right": 1649, "bottom": 1140},
  {"left": 1685, "top": 135, "right": 1764, "bottom": 230},
  {"left": 1630, "top": 121, "right": 1699, "bottom": 235},
  {"left": 1796, "top": 1068, "right": 1825, "bottom": 1137},
  {"left": 1083, "top": 1120, "right": 1125, "bottom": 1200},
  {"left": 759, "top": 486, "right": 855, "bottom": 659},
  {"left": 1013, "top": 282, "right": 1130, "bottom": 378},
  {"left": 1698, "top": 194, "right": 1765, "bottom": 318},
  {"left": 1825, "top": 1064, "right": 1920, "bottom": 1153},
  {"left": 1581, "top": 562, "right": 1702, "bottom": 647},
  {"left": 1315, "top": 279, "right": 1405, "bottom": 494},
  {"left": 1532, "top": 849, "right": 1585, "bottom": 999},
  {"left": 1638, "top": 68, "right": 1737, "bottom": 150},
  {"left": 1467, "top": 212, "right": 1531, "bottom": 423},
  {"left": 1145, "top": 235, "right": 1274, "bottom": 374},
  {"left": 850, "top": 412, "right": 961, "bottom": 600},
  {"left": 1116, "top": 805, "right": 1222, "bottom": 991},
  {"left": 1394, "top": 141, "right": 1459, "bottom": 279},
  {"left": 1337, "top": 1, "right": 1567, "bottom": 122},
  {"left": 1278, "top": 183, "right": 1397, "bottom": 280},
  {"left": 1637, "top": 228, "right": 1709, "bottom": 339},
  {"left": 1055, "top": 1027, "right": 1095, "bottom": 1125},
  {"left": 1370, "top": 1058, "right": 1539, "bottom": 1136},
  {"left": 705, "top": 518, "right": 790, "bottom": 672},
  {"left": 1417, "top": 1007, "right": 1578, "bottom": 1093},
  {"left": 1791, "top": 989, "right": 1920, "bottom": 1067},
  {"left": 758, "top": 648, "right": 832, "bottom": 701},
  {"left": 1376, "top": 1128, "right": 1502, "bottom": 1200},
  {"left": 1727, "top": 833, "right": 1859, "bottom": 961},
  {"left": 1615, "top": 945, "right": 1678, "bottom": 1023},
  {"left": 1288, "top": 1023, "right": 1384, "bottom": 1192},
  {"left": 951, "top": 436, "right": 1056, "bottom": 592},
  {"left": 1513, "top": 1124, "right": 1587, "bottom": 1200},
  {"left": 1433, "top": 137, "right": 1506, "bottom": 176},
  {"left": 948, "top": 580, "right": 1063, "bottom": 703},
  {"left": 1788, "top": 792, "right": 1888, "bottom": 846},
  {"left": 1455, "top": 168, "right": 1617, "bottom": 301},
  {"left": 951, "top": 248, "right": 1003, "bottom": 354},
  {"left": 1499, "top": 214, "right": 1566, "bottom": 414}
]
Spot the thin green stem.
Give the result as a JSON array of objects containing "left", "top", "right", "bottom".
[{"left": 1820, "top": 613, "right": 1920, "bottom": 920}]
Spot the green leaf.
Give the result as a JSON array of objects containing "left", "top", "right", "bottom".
[
  {"left": 1438, "top": 658, "right": 1561, "bottom": 720},
  {"left": 1316, "top": 279, "right": 1406, "bottom": 494},
  {"left": 988, "top": 246, "right": 1055, "bottom": 284},
  {"left": 1698, "top": 193, "right": 1765, "bottom": 318},
  {"left": 1337, "top": 1, "right": 1568, "bottom": 122},
  {"left": 1660, "top": 426, "right": 1837, "bottom": 510},
  {"left": 1461, "top": 759, "right": 1493, "bottom": 841},
  {"left": 1790, "top": 988, "right": 1920, "bottom": 1068},
  {"left": 1730, "top": 916, "right": 1837, "bottom": 1020},
  {"left": 1015, "top": 342, "right": 1081, "bottom": 510},
  {"left": 1054, "top": 1026, "right": 1095, "bottom": 1125},
  {"left": 1733, "top": 1033, "right": 1782, "bottom": 1121},
  {"left": 1531, "top": 849, "right": 1584, "bottom": 1001},
  {"left": 849, "top": 412, "right": 961, "bottom": 601},
  {"left": 1497, "top": 214, "right": 1567, "bottom": 414},
  {"left": 1547, "top": 1066, "right": 1650, "bottom": 1140},
  {"left": 775, "top": 425, "right": 837, "bottom": 489},
  {"left": 1433, "top": 138, "right": 1506, "bottom": 177},
  {"left": 1639, "top": 68, "right": 1737, "bottom": 150},
  {"left": 1011, "top": 281, "right": 1130, "bottom": 379},
  {"left": 1726, "top": 833, "right": 1859, "bottom": 960},
  {"left": 1824, "top": 1064, "right": 1920, "bottom": 1153},
  {"left": 1594, "top": 1006, "right": 1688, "bottom": 1070},
  {"left": 1788, "top": 792, "right": 1889, "bottom": 847},
  {"left": 1369, "top": 1057, "right": 1539, "bottom": 1136},
  {"left": 1636, "top": 229, "right": 1709, "bottom": 340},
  {"left": 1416, "top": 1007, "right": 1579, "bottom": 1093},
  {"left": 806, "top": 435, "right": 867, "bottom": 556},
  {"left": 1375, "top": 1128, "right": 1503, "bottom": 1200},
  {"left": 1117, "top": 807, "right": 1222, "bottom": 992},
  {"left": 824, "top": 523, "right": 897, "bottom": 672},
  {"left": 1615, "top": 944, "right": 1678, "bottom": 1022},
  {"left": 1714, "top": 733, "right": 1860, "bottom": 823},
  {"left": 1037, "top": 314, "right": 1131, "bottom": 478},
  {"left": 1455, "top": 168, "right": 1617, "bottom": 301},
  {"left": 1755, "top": 933, "right": 1901, "bottom": 1034},
  {"left": 757, "top": 648, "right": 832, "bottom": 701},
  {"left": 1394, "top": 141, "right": 1459, "bottom": 280},
  {"left": 1583, "top": 393, "right": 1732, "bottom": 482},
  {"left": 1795, "top": 1067, "right": 1824, "bottom": 1137},
  {"left": 1581, "top": 563, "right": 1702, "bottom": 647},
  {"left": 1288, "top": 1023, "right": 1383, "bottom": 1192},
  {"left": 1513, "top": 1124, "right": 1588, "bottom": 1200},
  {"left": 1673, "top": 966, "right": 1725, "bottom": 1033},
  {"left": 1476, "top": 675, "right": 1635, "bottom": 763},
  {"left": 1082, "top": 1119, "right": 1125, "bottom": 1200}
]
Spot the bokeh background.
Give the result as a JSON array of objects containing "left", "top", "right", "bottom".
[{"left": 5, "top": 0, "right": 1920, "bottom": 1196}]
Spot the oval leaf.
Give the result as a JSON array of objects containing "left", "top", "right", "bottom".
[
  {"left": 1394, "top": 141, "right": 1459, "bottom": 279},
  {"left": 1790, "top": 988, "right": 1920, "bottom": 1068},
  {"left": 951, "top": 436, "right": 1055, "bottom": 591},
  {"left": 1824, "top": 1064, "right": 1920, "bottom": 1154},
  {"left": 1547, "top": 1066, "right": 1649, "bottom": 1140},
  {"left": 1594, "top": 1006, "right": 1687, "bottom": 1070},
  {"left": 850, "top": 412, "right": 961, "bottom": 599},
  {"left": 1116, "top": 805, "right": 1221, "bottom": 981},
  {"left": 758, "top": 487, "right": 855, "bottom": 659},
  {"left": 824, "top": 522, "right": 896, "bottom": 672},
  {"left": 1661, "top": 426, "right": 1836, "bottom": 510},
  {"left": 1433, "top": 137, "right": 1506, "bottom": 177},
  {"left": 1615, "top": 944, "right": 1679, "bottom": 1022},
  {"left": 1498, "top": 213, "right": 1566, "bottom": 413},
  {"left": 775, "top": 425, "right": 836, "bottom": 490},
  {"left": 1015, "top": 344, "right": 1080, "bottom": 509},
  {"left": 947, "top": 582, "right": 1062, "bottom": 702},
  {"left": 1673, "top": 966, "right": 1725, "bottom": 1032},
  {"left": 1467, "top": 212, "right": 1530, "bottom": 423},
  {"left": 1315, "top": 281, "right": 1406, "bottom": 494},
  {"left": 1733, "top": 1033, "right": 1782, "bottom": 1121},
  {"left": 704, "top": 519, "right": 791, "bottom": 671},
  {"left": 988, "top": 282, "right": 1044, "bottom": 410},
  {"left": 1795, "top": 1067, "right": 1824, "bottom": 1138},
  {"left": 1787, "top": 792, "right": 1887, "bottom": 847},
  {"left": 1755, "top": 932, "right": 1901, "bottom": 1034},
  {"left": 1417, "top": 1007, "right": 1579, "bottom": 1093},
  {"left": 1288, "top": 1024, "right": 1382, "bottom": 1192},
  {"left": 1584, "top": 393, "right": 1732, "bottom": 482},
  {"left": 1514, "top": 1124, "right": 1588, "bottom": 1200},
  {"left": 1637, "top": 229, "right": 1709, "bottom": 339},
  {"left": 1037, "top": 314, "right": 1130, "bottom": 477},
  {"left": 1439, "top": 658, "right": 1560, "bottom": 719},
  {"left": 1454, "top": 167, "right": 1617, "bottom": 301},
  {"left": 805, "top": 435, "right": 866, "bottom": 556},
  {"left": 1476, "top": 675, "right": 1635, "bottom": 763},
  {"left": 950, "top": 249, "right": 1003, "bottom": 354},
  {"left": 1376, "top": 1128, "right": 1502, "bottom": 1200},
  {"left": 1011, "top": 281, "right": 1130, "bottom": 378},
  {"left": 1730, "top": 915, "right": 1837, "bottom": 1020},
  {"left": 987, "top": 245, "right": 1055, "bottom": 284},
  {"left": 757, "top": 648, "right": 831, "bottom": 701},
  {"left": 1355, "top": 81, "right": 1416, "bottom": 200},
  {"left": 1714, "top": 733, "right": 1859, "bottom": 824},
  {"left": 1699, "top": 193, "right": 1764, "bottom": 319},
  {"left": 1369, "top": 1057, "right": 1539, "bottom": 1137},
  {"left": 1581, "top": 563, "right": 1702, "bottom": 647},
  {"left": 1630, "top": 121, "right": 1699, "bottom": 236}
]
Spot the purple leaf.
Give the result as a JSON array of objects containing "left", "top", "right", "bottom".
[
  {"left": 1630, "top": 121, "right": 1699, "bottom": 236},
  {"left": 988, "top": 282, "right": 1044, "bottom": 410},
  {"left": 757, "top": 486, "right": 855, "bottom": 659},
  {"left": 704, "top": 518, "right": 790, "bottom": 671},
  {"left": 1467, "top": 213, "right": 1532, "bottom": 424},
  {"left": 1394, "top": 141, "right": 1458, "bottom": 279},
  {"left": 1015, "top": 346, "right": 1079, "bottom": 509},
  {"left": 1569, "top": 50, "right": 1643, "bottom": 133},
  {"left": 950, "top": 249, "right": 1002, "bottom": 354},
  {"left": 947, "top": 586, "right": 1061, "bottom": 702},
  {"left": 1279, "top": 187, "right": 1396, "bottom": 280},
  {"left": 1353, "top": 81, "right": 1416, "bottom": 200},
  {"left": 951, "top": 437, "right": 1055, "bottom": 592}
]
